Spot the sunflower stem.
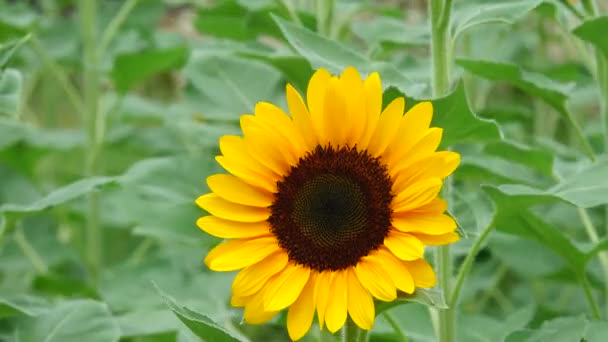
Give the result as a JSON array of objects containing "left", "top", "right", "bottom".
[
  {"left": 79, "top": 0, "right": 102, "bottom": 281},
  {"left": 342, "top": 318, "right": 361, "bottom": 342},
  {"left": 383, "top": 312, "right": 408, "bottom": 341},
  {"left": 429, "top": 0, "right": 455, "bottom": 341}
]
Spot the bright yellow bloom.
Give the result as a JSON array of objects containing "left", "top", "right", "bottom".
[{"left": 196, "top": 67, "right": 460, "bottom": 340}]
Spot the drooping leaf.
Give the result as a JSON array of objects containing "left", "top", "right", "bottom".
[
  {"left": 573, "top": 16, "right": 608, "bottom": 59},
  {"left": 155, "top": 284, "right": 247, "bottom": 342},
  {"left": 15, "top": 300, "right": 120, "bottom": 342},
  {"left": 273, "top": 15, "right": 425, "bottom": 97},
  {"left": 112, "top": 47, "right": 189, "bottom": 93},
  {"left": 452, "top": 0, "right": 543, "bottom": 41},
  {"left": 456, "top": 58, "right": 574, "bottom": 115},
  {"left": 432, "top": 82, "right": 501, "bottom": 147},
  {"left": 0, "top": 68, "right": 22, "bottom": 117},
  {"left": 184, "top": 54, "right": 282, "bottom": 120}
]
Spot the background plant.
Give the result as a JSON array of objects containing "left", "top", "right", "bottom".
[{"left": 1, "top": 0, "right": 608, "bottom": 341}]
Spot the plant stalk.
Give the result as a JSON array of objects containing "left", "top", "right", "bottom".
[
  {"left": 430, "top": 1, "right": 455, "bottom": 341},
  {"left": 79, "top": 0, "right": 102, "bottom": 280}
]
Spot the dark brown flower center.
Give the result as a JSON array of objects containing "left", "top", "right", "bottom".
[{"left": 268, "top": 145, "right": 394, "bottom": 271}]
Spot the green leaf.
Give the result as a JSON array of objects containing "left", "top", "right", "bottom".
[
  {"left": 452, "top": 0, "right": 542, "bottom": 41},
  {"left": 0, "top": 68, "right": 22, "bottom": 117},
  {"left": 117, "top": 309, "right": 180, "bottom": 338},
  {"left": 272, "top": 15, "right": 425, "bottom": 97},
  {"left": 15, "top": 300, "right": 120, "bottom": 342},
  {"left": 112, "top": 47, "right": 189, "bottom": 93},
  {"left": 0, "top": 34, "right": 30, "bottom": 68},
  {"left": 376, "top": 288, "right": 447, "bottom": 315},
  {"left": 573, "top": 16, "right": 608, "bottom": 59},
  {"left": 0, "top": 176, "right": 116, "bottom": 216},
  {"left": 239, "top": 51, "right": 313, "bottom": 93},
  {"left": 491, "top": 157, "right": 608, "bottom": 208},
  {"left": 483, "top": 140, "right": 554, "bottom": 177},
  {"left": 506, "top": 316, "right": 608, "bottom": 342},
  {"left": 155, "top": 284, "right": 247, "bottom": 342},
  {"left": 0, "top": 294, "right": 49, "bottom": 318},
  {"left": 456, "top": 58, "right": 573, "bottom": 115},
  {"left": 431, "top": 82, "right": 501, "bottom": 147},
  {"left": 184, "top": 54, "right": 282, "bottom": 120},
  {"left": 351, "top": 17, "right": 429, "bottom": 47}
]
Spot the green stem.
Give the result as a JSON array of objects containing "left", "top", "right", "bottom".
[
  {"left": 580, "top": 273, "right": 601, "bottom": 319},
  {"left": 79, "top": 0, "right": 102, "bottom": 280},
  {"left": 342, "top": 319, "right": 360, "bottom": 342},
  {"left": 561, "top": 108, "right": 596, "bottom": 161},
  {"left": 99, "top": 0, "right": 140, "bottom": 55},
  {"left": 582, "top": 0, "right": 598, "bottom": 16},
  {"left": 14, "top": 224, "right": 48, "bottom": 274},
  {"left": 449, "top": 218, "right": 495, "bottom": 307},
  {"left": 560, "top": 0, "right": 586, "bottom": 20},
  {"left": 315, "top": 0, "right": 334, "bottom": 36},
  {"left": 383, "top": 312, "right": 408, "bottom": 342},
  {"left": 430, "top": 1, "right": 455, "bottom": 341},
  {"left": 281, "top": 0, "right": 303, "bottom": 26}
]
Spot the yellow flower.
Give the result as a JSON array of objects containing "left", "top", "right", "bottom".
[{"left": 196, "top": 67, "right": 460, "bottom": 340}]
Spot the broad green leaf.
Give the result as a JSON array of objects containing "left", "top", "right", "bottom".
[
  {"left": 573, "top": 16, "right": 608, "bottom": 59},
  {"left": 491, "top": 157, "right": 608, "bottom": 208},
  {"left": 0, "top": 68, "right": 22, "bottom": 117},
  {"left": 431, "top": 82, "right": 501, "bottom": 147},
  {"left": 0, "top": 294, "right": 48, "bottom": 318},
  {"left": 376, "top": 288, "right": 447, "bottom": 315},
  {"left": 452, "top": 0, "right": 542, "bottom": 41},
  {"left": 112, "top": 47, "right": 189, "bottom": 93},
  {"left": 456, "top": 58, "right": 573, "bottom": 115},
  {"left": 0, "top": 176, "right": 116, "bottom": 216},
  {"left": 194, "top": 0, "right": 277, "bottom": 41},
  {"left": 156, "top": 284, "right": 247, "bottom": 342},
  {"left": 505, "top": 316, "right": 608, "bottom": 342},
  {"left": 484, "top": 186, "right": 586, "bottom": 269},
  {"left": 239, "top": 51, "right": 313, "bottom": 93},
  {"left": 273, "top": 15, "right": 425, "bottom": 97},
  {"left": 184, "top": 54, "right": 282, "bottom": 120},
  {"left": 15, "top": 300, "right": 120, "bottom": 342},
  {"left": 117, "top": 309, "right": 180, "bottom": 338},
  {"left": 0, "top": 2, "right": 37, "bottom": 41},
  {"left": 483, "top": 140, "right": 554, "bottom": 177},
  {"left": 0, "top": 34, "right": 30, "bottom": 68},
  {"left": 458, "top": 154, "right": 544, "bottom": 186},
  {"left": 351, "top": 17, "right": 429, "bottom": 47}
]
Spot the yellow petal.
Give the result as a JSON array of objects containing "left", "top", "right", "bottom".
[
  {"left": 207, "top": 174, "right": 274, "bottom": 207},
  {"left": 384, "top": 101, "right": 433, "bottom": 166},
  {"left": 392, "top": 151, "right": 460, "bottom": 193},
  {"left": 215, "top": 156, "right": 277, "bottom": 194},
  {"left": 232, "top": 252, "right": 289, "bottom": 297},
  {"left": 196, "top": 194, "right": 270, "bottom": 222},
  {"left": 253, "top": 102, "right": 307, "bottom": 158},
  {"left": 384, "top": 231, "right": 424, "bottom": 261},
  {"left": 244, "top": 291, "right": 279, "bottom": 324},
  {"left": 392, "top": 178, "right": 443, "bottom": 213},
  {"left": 325, "top": 270, "right": 348, "bottom": 333},
  {"left": 411, "top": 197, "right": 448, "bottom": 214},
  {"left": 392, "top": 212, "right": 457, "bottom": 235},
  {"left": 367, "top": 97, "right": 405, "bottom": 157},
  {"left": 412, "top": 232, "right": 460, "bottom": 245},
  {"left": 358, "top": 72, "right": 382, "bottom": 149},
  {"left": 354, "top": 257, "right": 397, "bottom": 301},
  {"left": 307, "top": 68, "right": 332, "bottom": 142},
  {"left": 241, "top": 117, "right": 291, "bottom": 176},
  {"left": 315, "top": 271, "right": 332, "bottom": 330},
  {"left": 404, "top": 259, "right": 436, "bottom": 288},
  {"left": 218, "top": 135, "right": 274, "bottom": 178},
  {"left": 286, "top": 83, "right": 317, "bottom": 150},
  {"left": 389, "top": 128, "right": 443, "bottom": 178},
  {"left": 372, "top": 247, "right": 415, "bottom": 294},
  {"left": 339, "top": 67, "right": 367, "bottom": 147},
  {"left": 346, "top": 268, "right": 374, "bottom": 330},
  {"left": 287, "top": 273, "right": 317, "bottom": 341},
  {"left": 322, "top": 77, "right": 349, "bottom": 146},
  {"left": 196, "top": 216, "right": 270, "bottom": 238},
  {"left": 231, "top": 293, "right": 250, "bottom": 307},
  {"left": 204, "top": 236, "right": 279, "bottom": 271},
  {"left": 263, "top": 263, "right": 311, "bottom": 311}
]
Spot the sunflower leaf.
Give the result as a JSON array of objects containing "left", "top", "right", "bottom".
[
  {"left": 0, "top": 294, "right": 49, "bottom": 318},
  {"left": 155, "top": 283, "right": 248, "bottom": 342},
  {"left": 431, "top": 82, "right": 501, "bottom": 147},
  {"left": 375, "top": 288, "right": 448, "bottom": 315},
  {"left": 272, "top": 15, "right": 426, "bottom": 97},
  {"left": 15, "top": 300, "right": 120, "bottom": 342},
  {"left": 0, "top": 68, "right": 22, "bottom": 117},
  {"left": 573, "top": 16, "right": 608, "bottom": 59}
]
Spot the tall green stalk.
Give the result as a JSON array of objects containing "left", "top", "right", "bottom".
[
  {"left": 429, "top": 1, "right": 455, "bottom": 341},
  {"left": 79, "top": 0, "right": 102, "bottom": 279}
]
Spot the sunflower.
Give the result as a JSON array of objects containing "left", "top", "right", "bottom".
[{"left": 196, "top": 67, "right": 460, "bottom": 340}]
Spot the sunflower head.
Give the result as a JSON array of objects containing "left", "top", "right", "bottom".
[{"left": 196, "top": 67, "right": 460, "bottom": 340}]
